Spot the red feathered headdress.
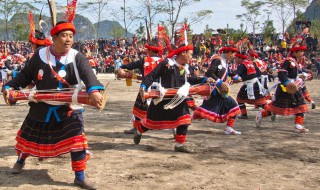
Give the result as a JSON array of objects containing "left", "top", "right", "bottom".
[
  {"left": 166, "top": 23, "right": 193, "bottom": 58},
  {"left": 29, "top": 11, "right": 52, "bottom": 46},
  {"left": 50, "top": 0, "right": 77, "bottom": 36}
]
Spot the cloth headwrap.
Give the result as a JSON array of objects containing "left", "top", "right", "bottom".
[
  {"left": 234, "top": 53, "right": 248, "bottom": 59},
  {"left": 166, "top": 45, "right": 194, "bottom": 58},
  {"left": 145, "top": 44, "right": 163, "bottom": 56},
  {"left": 219, "top": 46, "right": 239, "bottom": 54},
  {"left": 50, "top": 23, "right": 76, "bottom": 36},
  {"left": 290, "top": 45, "right": 307, "bottom": 52}
]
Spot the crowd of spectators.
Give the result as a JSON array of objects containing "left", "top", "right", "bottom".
[{"left": 0, "top": 22, "right": 319, "bottom": 83}]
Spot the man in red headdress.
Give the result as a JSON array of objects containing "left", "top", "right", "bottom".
[
  {"left": 3, "top": 19, "right": 104, "bottom": 189},
  {"left": 117, "top": 42, "right": 164, "bottom": 134},
  {"left": 193, "top": 45, "right": 242, "bottom": 135},
  {"left": 233, "top": 52, "right": 269, "bottom": 120},
  {"left": 256, "top": 44, "right": 309, "bottom": 133},
  {"left": 248, "top": 50, "right": 269, "bottom": 90},
  {"left": 135, "top": 43, "right": 213, "bottom": 153}
]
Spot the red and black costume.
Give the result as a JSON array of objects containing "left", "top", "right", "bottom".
[
  {"left": 193, "top": 54, "right": 241, "bottom": 134},
  {"left": 257, "top": 45, "right": 309, "bottom": 132},
  {"left": 121, "top": 48, "right": 163, "bottom": 129},
  {"left": 138, "top": 56, "right": 208, "bottom": 146},
  {"left": 235, "top": 54, "right": 268, "bottom": 118},
  {"left": 5, "top": 46, "right": 104, "bottom": 163}
]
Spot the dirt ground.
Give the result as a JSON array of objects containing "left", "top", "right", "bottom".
[{"left": 0, "top": 73, "right": 320, "bottom": 190}]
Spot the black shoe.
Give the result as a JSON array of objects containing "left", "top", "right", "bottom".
[
  {"left": 11, "top": 162, "right": 25, "bottom": 174},
  {"left": 311, "top": 102, "right": 316, "bottom": 109},
  {"left": 237, "top": 115, "right": 248, "bottom": 119},
  {"left": 74, "top": 178, "right": 97, "bottom": 190},
  {"left": 174, "top": 145, "right": 194, "bottom": 153},
  {"left": 271, "top": 113, "right": 276, "bottom": 121},
  {"left": 124, "top": 128, "right": 136, "bottom": 134},
  {"left": 133, "top": 130, "right": 142, "bottom": 145}
]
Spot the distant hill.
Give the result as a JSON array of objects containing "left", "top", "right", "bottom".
[
  {"left": 0, "top": 13, "right": 133, "bottom": 41},
  {"left": 304, "top": 0, "right": 320, "bottom": 20},
  {"left": 93, "top": 20, "right": 134, "bottom": 39}
]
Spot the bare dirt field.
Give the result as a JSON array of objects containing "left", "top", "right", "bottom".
[{"left": 0, "top": 73, "right": 319, "bottom": 190}]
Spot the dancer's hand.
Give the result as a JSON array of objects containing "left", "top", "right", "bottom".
[
  {"left": 206, "top": 77, "right": 215, "bottom": 83},
  {"left": 89, "top": 91, "right": 103, "bottom": 109},
  {"left": 2, "top": 87, "right": 12, "bottom": 105},
  {"left": 217, "top": 82, "right": 229, "bottom": 94}
]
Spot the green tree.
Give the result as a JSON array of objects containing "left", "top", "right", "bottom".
[
  {"left": 165, "top": 0, "right": 212, "bottom": 38},
  {"left": 78, "top": 0, "right": 111, "bottom": 39},
  {"left": 310, "top": 18, "right": 320, "bottom": 37},
  {"left": 236, "top": 0, "right": 266, "bottom": 34},
  {"left": 0, "top": 0, "right": 36, "bottom": 39},
  {"left": 137, "top": 0, "right": 165, "bottom": 37},
  {"left": 267, "top": 0, "right": 308, "bottom": 33},
  {"left": 285, "top": 0, "right": 308, "bottom": 32},
  {"left": 110, "top": 25, "right": 124, "bottom": 38},
  {"left": 135, "top": 22, "right": 145, "bottom": 39},
  {"left": 203, "top": 24, "right": 214, "bottom": 39},
  {"left": 261, "top": 19, "right": 276, "bottom": 42},
  {"left": 267, "top": 0, "right": 291, "bottom": 34},
  {"left": 110, "top": 0, "right": 144, "bottom": 38}
]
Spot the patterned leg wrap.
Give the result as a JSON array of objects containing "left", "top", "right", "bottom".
[
  {"left": 16, "top": 150, "right": 29, "bottom": 160},
  {"left": 238, "top": 103, "right": 247, "bottom": 116},
  {"left": 226, "top": 117, "right": 235, "bottom": 127},
  {"left": 136, "top": 124, "right": 149, "bottom": 134},
  {"left": 175, "top": 125, "right": 188, "bottom": 144},
  {"left": 175, "top": 135, "right": 187, "bottom": 144},
  {"left": 71, "top": 151, "right": 90, "bottom": 172},
  {"left": 133, "top": 120, "right": 141, "bottom": 129},
  {"left": 261, "top": 110, "right": 271, "bottom": 117},
  {"left": 295, "top": 115, "right": 304, "bottom": 125}
]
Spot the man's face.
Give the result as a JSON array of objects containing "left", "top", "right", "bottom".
[
  {"left": 182, "top": 50, "right": 193, "bottom": 64},
  {"left": 53, "top": 30, "right": 74, "bottom": 53},
  {"left": 293, "top": 50, "right": 304, "bottom": 59},
  {"left": 225, "top": 51, "right": 236, "bottom": 61},
  {"left": 234, "top": 56, "right": 242, "bottom": 64},
  {"left": 31, "top": 43, "right": 37, "bottom": 52}
]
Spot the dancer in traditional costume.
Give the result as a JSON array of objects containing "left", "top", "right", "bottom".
[
  {"left": 255, "top": 43, "right": 309, "bottom": 133},
  {"left": 193, "top": 45, "right": 241, "bottom": 135},
  {"left": 119, "top": 42, "right": 163, "bottom": 134},
  {"left": 134, "top": 24, "right": 213, "bottom": 153},
  {"left": 234, "top": 52, "right": 269, "bottom": 119},
  {"left": 2, "top": 1, "right": 103, "bottom": 189},
  {"left": 248, "top": 50, "right": 269, "bottom": 90}
]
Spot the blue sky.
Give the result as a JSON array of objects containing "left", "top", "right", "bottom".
[{"left": 25, "top": 0, "right": 308, "bottom": 35}]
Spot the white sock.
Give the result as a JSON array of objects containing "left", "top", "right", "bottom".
[
  {"left": 136, "top": 130, "right": 141, "bottom": 135},
  {"left": 175, "top": 143, "right": 183, "bottom": 147},
  {"left": 295, "top": 124, "right": 303, "bottom": 129},
  {"left": 225, "top": 126, "right": 233, "bottom": 131}
]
